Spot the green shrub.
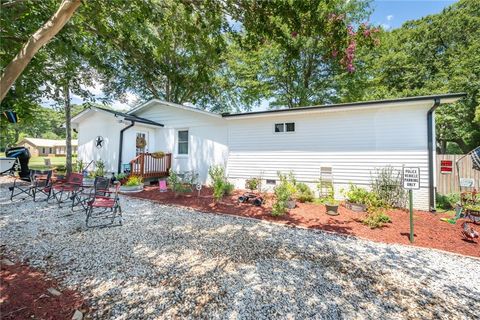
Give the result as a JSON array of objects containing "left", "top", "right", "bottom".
[
  {"left": 343, "top": 184, "right": 370, "bottom": 204},
  {"left": 371, "top": 167, "right": 406, "bottom": 208},
  {"left": 436, "top": 192, "right": 460, "bottom": 210},
  {"left": 245, "top": 177, "right": 261, "bottom": 191},
  {"left": 209, "top": 165, "right": 234, "bottom": 202},
  {"left": 116, "top": 173, "right": 128, "bottom": 181},
  {"left": 296, "top": 182, "right": 314, "bottom": 203},
  {"left": 95, "top": 160, "right": 105, "bottom": 177},
  {"left": 125, "top": 175, "right": 143, "bottom": 186},
  {"left": 74, "top": 159, "right": 84, "bottom": 173},
  {"left": 272, "top": 172, "right": 297, "bottom": 216},
  {"left": 362, "top": 209, "right": 392, "bottom": 229},
  {"left": 167, "top": 169, "right": 181, "bottom": 192}
]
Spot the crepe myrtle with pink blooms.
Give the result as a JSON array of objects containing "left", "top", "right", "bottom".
[{"left": 326, "top": 14, "right": 381, "bottom": 73}]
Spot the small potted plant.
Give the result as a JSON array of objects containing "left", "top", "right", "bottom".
[
  {"left": 114, "top": 173, "right": 129, "bottom": 185},
  {"left": 343, "top": 184, "right": 369, "bottom": 212},
  {"left": 119, "top": 175, "right": 144, "bottom": 192},
  {"left": 325, "top": 197, "right": 340, "bottom": 216}
]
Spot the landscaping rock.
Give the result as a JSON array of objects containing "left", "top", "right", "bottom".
[
  {"left": 1, "top": 258, "right": 15, "bottom": 266},
  {"left": 0, "top": 176, "right": 479, "bottom": 319},
  {"left": 47, "top": 287, "right": 62, "bottom": 296},
  {"left": 71, "top": 309, "right": 83, "bottom": 320}
]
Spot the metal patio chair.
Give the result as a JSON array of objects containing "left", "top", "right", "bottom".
[
  {"left": 48, "top": 173, "right": 83, "bottom": 207},
  {"left": 85, "top": 180, "right": 122, "bottom": 228},
  {"left": 72, "top": 176, "right": 110, "bottom": 212},
  {"left": 9, "top": 169, "right": 53, "bottom": 202}
]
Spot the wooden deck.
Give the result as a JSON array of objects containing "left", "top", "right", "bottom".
[{"left": 129, "top": 153, "right": 171, "bottom": 179}]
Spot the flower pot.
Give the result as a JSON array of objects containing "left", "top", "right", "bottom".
[
  {"left": 286, "top": 199, "right": 296, "bottom": 209},
  {"left": 325, "top": 203, "right": 339, "bottom": 216},
  {"left": 119, "top": 183, "right": 144, "bottom": 193},
  {"left": 345, "top": 200, "right": 366, "bottom": 212}
]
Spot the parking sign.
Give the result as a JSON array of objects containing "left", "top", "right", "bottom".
[{"left": 403, "top": 167, "right": 420, "bottom": 190}]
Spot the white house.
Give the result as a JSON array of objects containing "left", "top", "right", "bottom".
[{"left": 71, "top": 93, "right": 466, "bottom": 211}]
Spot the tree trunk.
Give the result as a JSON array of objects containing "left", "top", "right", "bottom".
[
  {"left": 64, "top": 83, "right": 72, "bottom": 176},
  {"left": 0, "top": 0, "right": 82, "bottom": 102}
]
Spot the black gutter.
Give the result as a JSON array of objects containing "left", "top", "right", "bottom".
[
  {"left": 427, "top": 98, "right": 441, "bottom": 212},
  {"left": 222, "top": 93, "right": 466, "bottom": 117},
  {"left": 118, "top": 121, "right": 135, "bottom": 173}
]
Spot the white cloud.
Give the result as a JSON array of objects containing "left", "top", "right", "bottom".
[
  {"left": 381, "top": 23, "right": 392, "bottom": 30},
  {"left": 387, "top": 15, "right": 394, "bottom": 21}
]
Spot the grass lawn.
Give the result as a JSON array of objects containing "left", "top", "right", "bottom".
[{"left": 29, "top": 156, "right": 76, "bottom": 170}]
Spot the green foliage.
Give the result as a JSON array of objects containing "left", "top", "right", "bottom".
[
  {"left": 245, "top": 177, "right": 261, "bottom": 192},
  {"left": 464, "top": 203, "right": 480, "bottom": 212},
  {"left": 272, "top": 172, "right": 297, "bottom": 216},
  {"left": 295, "top": 182, "right": 314, "bottom": 203},
  {"left": 208, "top": 165, "right": 234, "bottom": 202},
  {"left": 116, "top": 173, "right": 128, "bottom": 181},
  {"left": 94, "top": 160, "right": 105, "bottom": 177},
  {"left": 167, "top": 169, "right": 181, "bottom": 193},
  {"left": 343, "top": 184, "right": 370, "bottom": 204},
  {"left": 436, "top": 193, "right": 460, "bottom": 210},
  {"left": 223, "top": 0, "right": 378, "bottom": 110},
  {"left": 371, "top": 167, "right": 406, "bottom": 209},
  {"left": 343, "top": 183, "right": 384, "bottom": 209},
  {"left": 125, "top": 175, "right": 143, "bottom": 187},
  {"left": 74, "top": 159, "right": 84, "bottom": 173},
  {"left": 362, "top": 209, "right": 392, "bottom": 229}
]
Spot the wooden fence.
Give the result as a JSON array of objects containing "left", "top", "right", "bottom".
[{"left": 436, "top": 154, "right": 479, "bottom": 195}]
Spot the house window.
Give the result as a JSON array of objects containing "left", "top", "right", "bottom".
[
  {"left": 49, "top": 147, "right": 53, "bottom": 154},
  {"left": 177, "top": 130, "right": 189, "bottom": 155},
  {"left": 42, "top": 147, "right": 46, "bottom": 154},
  {"left": 274, "top": 122, "right": 295, "bottom": 133}
]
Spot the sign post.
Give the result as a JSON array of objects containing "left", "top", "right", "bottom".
[{"left": 403, "top": 167, "right": 420, "bottom": 243}]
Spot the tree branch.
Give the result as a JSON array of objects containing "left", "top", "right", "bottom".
[{"left": 0, "top": 0, "right": 82, "bottom": 102}]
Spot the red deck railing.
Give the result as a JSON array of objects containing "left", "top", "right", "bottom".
[{"left": 129, "top": 153, "right": 171, "bottom": 179}]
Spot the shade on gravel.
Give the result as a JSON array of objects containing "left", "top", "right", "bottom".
[{"left": 0, "top": 177, "right": 479, "bottom": 319}]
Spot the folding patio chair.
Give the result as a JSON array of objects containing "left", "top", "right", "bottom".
[
  {"left": 85, "top": 181, "right": 122, "bottom": 228},
  {"left": 9, "top": 170, "right": 53, "bottom": 202},
  {"left": 72, "top": 176, "right": 110, "bottom": 211},
  {"left": 48, "top": 173, "right": 83, "bottom": 207}
]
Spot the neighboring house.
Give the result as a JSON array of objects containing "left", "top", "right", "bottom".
[
  {"left": 71, "top": 93, "right": 466, "bottom": 211},
  {"left": 17, "top": 138, "right": 78, "bottom": 157}
]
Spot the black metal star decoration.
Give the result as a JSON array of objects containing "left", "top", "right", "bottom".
[{"left": 95, "top": 136, "right": 104, "bottom": 149}]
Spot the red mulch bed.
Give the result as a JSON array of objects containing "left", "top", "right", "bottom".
[
  {"left": 126, "top": 186, "right": 480, "bottom": 258},
  {"left": 0, "top": 255, "right": 86, "bottom": 320}
]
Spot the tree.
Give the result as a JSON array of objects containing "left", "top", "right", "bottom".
[
  {"left": 0, "top": 0, "right": 82, "bottom": 102},
  {"left": 77, "top": 0, "right": 227, "bottom": 109},
  {"left": 216, "top": 0, "right": 379, "bottom": 109}
]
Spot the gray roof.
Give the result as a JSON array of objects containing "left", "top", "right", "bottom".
[
  {"left": 91, "top": 106, "right": 164, "bottom": 127},
  {"left": 221, "top": 93, "right": 466, "bottom": 118}
]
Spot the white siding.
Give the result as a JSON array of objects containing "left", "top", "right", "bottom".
[
  {"left": 133, "top": 102, "right": 229, "bottom": 183},
  {"left": 226, "top": 104, "right": 432, "bottom": 210},
  {"left": 77, "top": 111, "right": 124, "bottom": 173}
]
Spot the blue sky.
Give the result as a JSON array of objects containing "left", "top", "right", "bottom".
[
  {"left": 63, "top": 0, "right": 458, "bottom": 111},
  {"left": 369, "top": 0, "right": 457, "bottom": 30}
]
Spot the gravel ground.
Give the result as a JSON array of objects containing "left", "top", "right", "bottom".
[{"left": 1, "top": 177, "right": 479, "bottom": 319}]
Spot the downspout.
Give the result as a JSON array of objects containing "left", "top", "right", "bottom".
[
  {"left": 427, "top": 98, "right": 441, "bottom": 212},
  {"left": 118, "top": 120, "right": 135, "bottom": 173}
]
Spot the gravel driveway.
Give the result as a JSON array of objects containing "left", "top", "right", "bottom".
[{"left": 1, "top": 177, "right": 479, "bottom": 319}]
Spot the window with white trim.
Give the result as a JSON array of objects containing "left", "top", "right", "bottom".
[
  {"left": 274, "top": 122, "right": 295, "bottom": 133},
  {"left": 177, "top": 130, "right": 189, "bottom": 155}
]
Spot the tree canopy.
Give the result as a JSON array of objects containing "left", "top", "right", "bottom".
[{"left": 1, "top": 0, "right": 478, "bottom": 153}]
